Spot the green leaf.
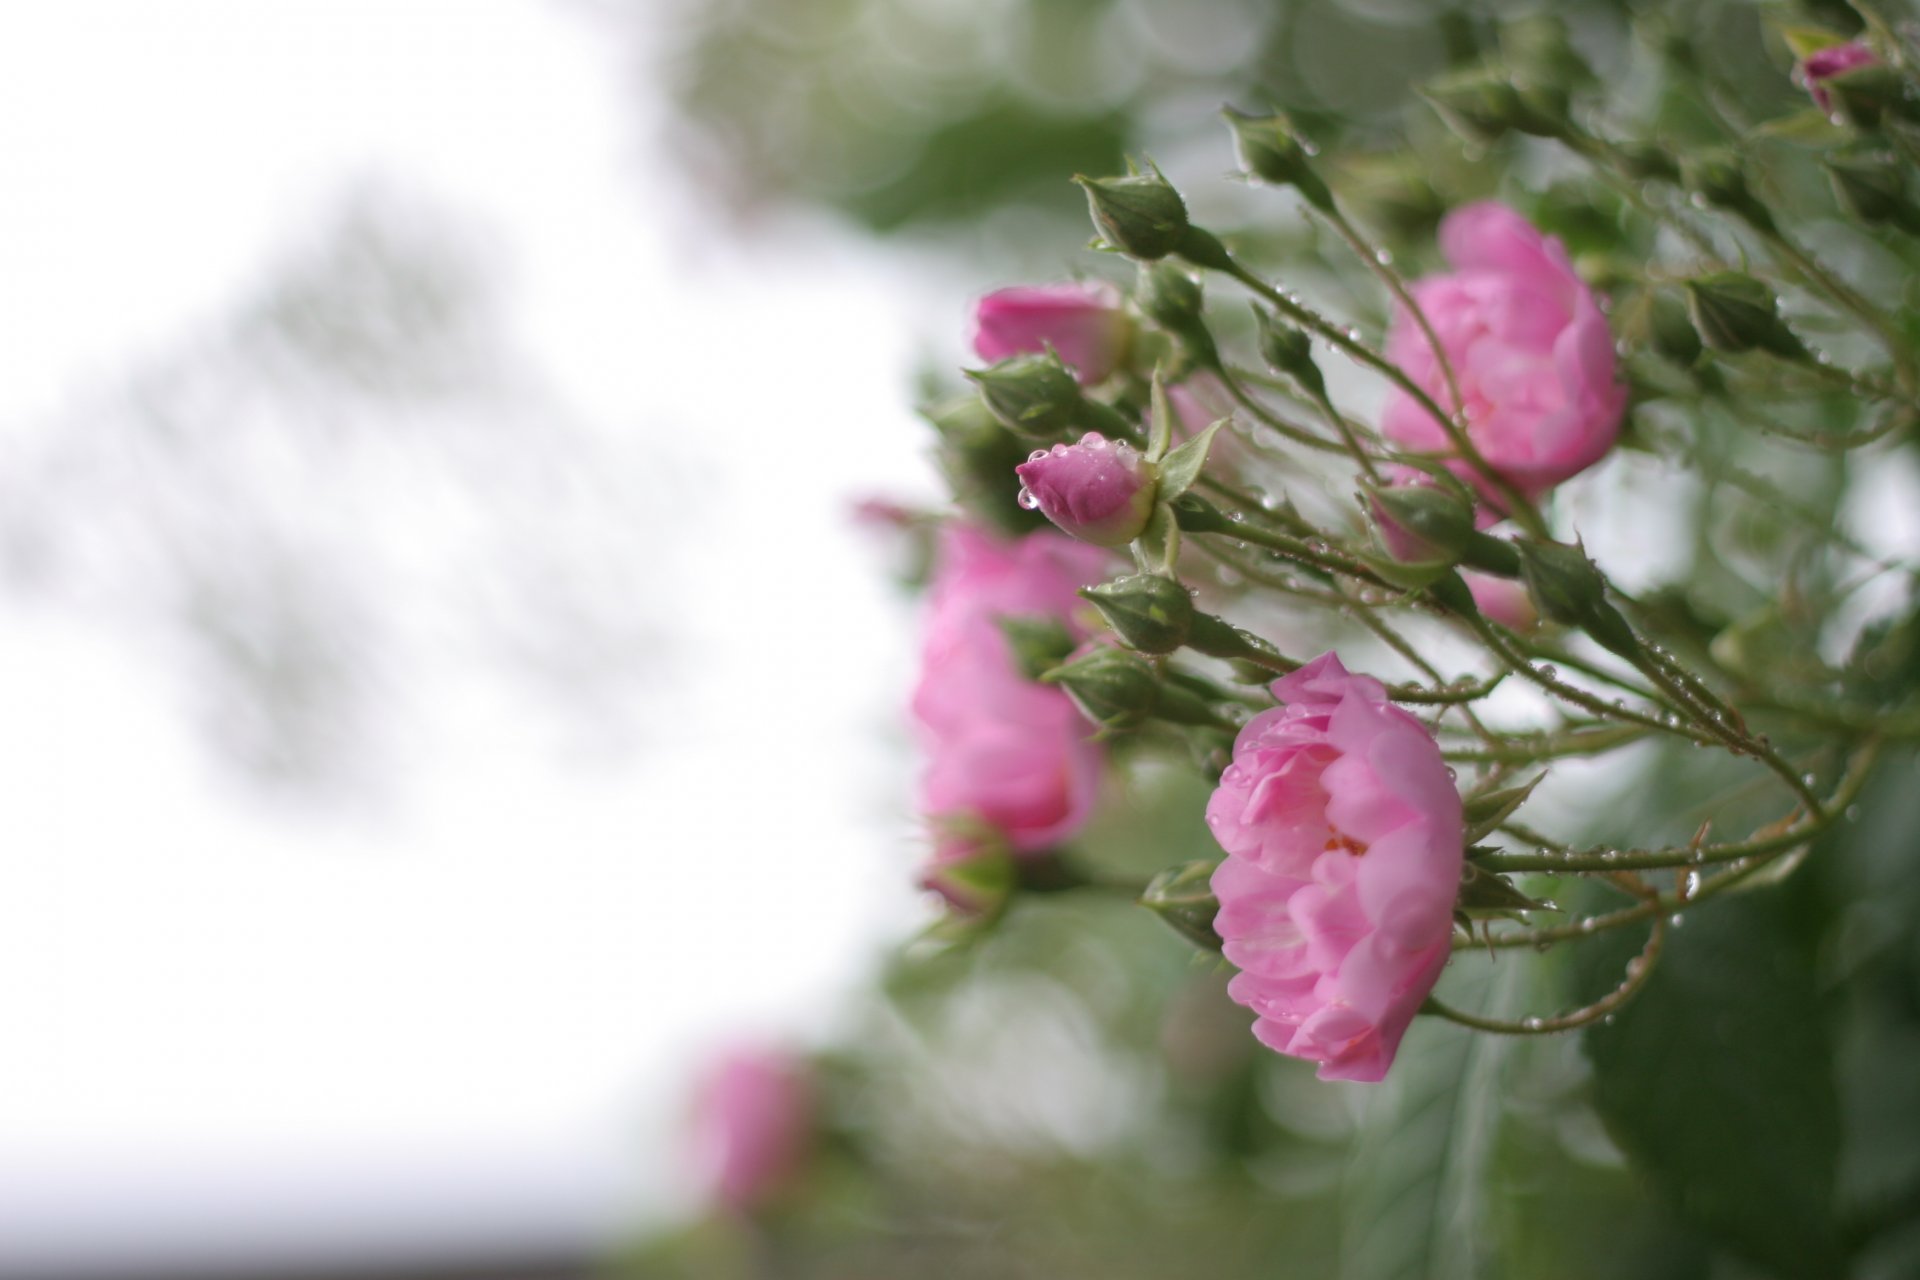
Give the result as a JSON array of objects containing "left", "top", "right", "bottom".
[
  {"left": 1341, "top": 957, "right": 1519, "bottom": 1280},
  {"left": 1582, "top": 896, "right": 1844, "bottom": 1278},
  {"left": 1749, "top": 107, "right": 1850, "bottom": 147},
  {"left": 1156, "top": 420, "right": 1223, "bottom": 502}
]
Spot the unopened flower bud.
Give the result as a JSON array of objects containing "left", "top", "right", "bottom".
[
  {"left": 1043, "top": 646, "right": 1222, "bottom": 732},
  {"left": 1684, "top": 273, "right": 1809, "bottom": 362},
  {"left": 1081, "top": 574, "right": 1193, "bottom": 654},
  {"left": 1422, "top": 66, "right": 1525, "bottom": 143},
  {"left": 923, "top": 393, "right": 1043, "bottom": 533},
  {"left": 1043, "top": 646, "right": 1163, "bottom": 731},
  {"left": 1370, "top": 483, "right": 1475, "bottom": 567},
  {"left": 1682, "top": 152, "right": 1776, "bottom": 233},
  {"left": 967, "top": 350, "right": 1087, "bottom": 438},
  {"left": 1514, "top": 538, "right": 1640, "bottom": 656},
  {"left": 1464, "top": 571, "right": 1538, "bottom": 632},
  {"left": 1798, "top": 40, "right": 1882, "bottom": 117},
  {"left": 1015, "top": 432, "right": 1158, "bottom": 546},
  {"left": 1826, "top": 152, "right": 1920, "bottom": 232},
  {"left": 1075, "top": 171, "right": 1191, "bottom": 261},
  {"left": 1221, "top": 108, "right": 1333, "bottom": 211},
  {"left": 1649, "top": 289, "right": 1703, "bottom": 367},
  {"left": 1136, "top": 262, "right": 1217, "bottom": 367},
  {"left": 1820, "top": 63, "right": 1914, "bottom": 130},
  {"left": 919, "top": 833, "right": 1017, "bottom": 918},
  {"left": 1255, "top": 308, "right": 1326, "bottom": 400},
  {"left": 972, "top": 282, "right": 1132, "bottom": 385},
  {"left": 1138, "top": 860, "right": 1223, "bottom": 952}
]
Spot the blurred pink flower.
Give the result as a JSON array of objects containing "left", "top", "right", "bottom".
[
  {"left": 1015, "top": 432, "right": 1157, "bottom": 546},
  {"left": 971, "top": 282, "right": 1130, "bottom": 384},
  {"left": 1465, "top": 570, "right": 1537, "bottom": 631},
  {"left": 913, "top": 524, "right": 1109, "bottom": 865},
  {"left": 1207, "top": 653, "right": 1462, "bottom": 1082},
  {"left": 692, "top": 1046, "right": 812, "bottom": 1211},
  {"left": 1381, "top": 202, "right": 1626, "bottom": 506},
  {"left": 1802, "top": 41, "right": 1878, "bottom": 112}
]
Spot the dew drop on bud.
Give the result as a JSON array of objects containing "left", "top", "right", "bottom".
[{"left": 1017, "top": 488, "right": 1039, "bottom": 510}]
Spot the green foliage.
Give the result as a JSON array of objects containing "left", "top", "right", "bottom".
[{"left": 1581, "top": 898, "right": 1844, "bottom": 1278}]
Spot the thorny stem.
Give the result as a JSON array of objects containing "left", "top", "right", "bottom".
[
  {"left": 1427, "top": 910, "right": 1666, "bottom": 1034},
  {"left": 1468, "top": 737, "right": 1881, "bottom": 882},
  {"left": 1319, "top": 203, "right": 1466, "bottom": 426}
]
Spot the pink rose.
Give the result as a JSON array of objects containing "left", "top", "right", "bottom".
[
  {"left": 1465, "top": 570, "right": 1537, "bottom": 632},
  {"left": 912, "top": 524, "right": 1109, "bottom": 862},
  {"left": 1802, "top": 41, "right": 1878, "bottom": 112},
  {"left": 1015, "top": 432, "right": 1157, "bottom": 547},
  {"left": 1381, "top": 202, "right": 1626, "bottom": 506},
  {"left": 1206, "top": 653, "right": 1463, "bottom": 1082},
  {"left": 971, "top": 282, "right": 1130, "bottom": 384},
  {"left": 692, "top": 1046, "right": 813, "bottom": 1211}
]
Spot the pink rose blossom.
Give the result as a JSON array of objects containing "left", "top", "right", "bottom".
[
  {"left": 972, "top": 282, "right": 1130, "bottom": 384},
  {"left": 1802, "top": 41, "right": 1879, "bottom": 112},
  {"left": 1015, "top": 432, "right": 1157, "bottom": 547},
  {"left": 1465, "top": 571, "right": 1537, "bottom": 632},
  {"left": 1207, "top": 653, "right": 1463, "bottom": 1082},
  {"left": 1381, "top": 202, "right": 1627, "bottom": 506},
  {"left": 692, "top": 1046, "right": 813, "bottom": 1211},
  {"left": 913, "top": 524, "right": 1109, "bottom": 864}
]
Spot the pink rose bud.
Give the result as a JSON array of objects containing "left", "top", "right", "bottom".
[
  {"left": 1465, "top": 570, "right": 1537, "bottom": 632},
  {"left": 912, "top": 524, "right": 1109, "bottom": 859},
  {"left": 1206, "top": 653, "right": 1463, "bottom": 1082},
  {"left": 1802, "top": 40, "right": 1879, "bottom": 112},
  {"left": 691, "top": 1046, "right": 813, "bottom": 1212},
  {"left": 1380, "top": 202, "right": 1627, "bottom": 507},
  {"left": 972, "top": 282, "right": 1131, "bottom": 385},
  {"left": 918, "top": 830, "right": 1017, "bottom": 916},
  {"left": 1014, "top": 432, "right": 1157, "bottom": 547}
]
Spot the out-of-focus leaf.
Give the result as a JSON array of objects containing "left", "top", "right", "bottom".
[
  {"left": 1582, "top": 897, "right": 1844, "bottom": 1278},
  {"left": 1340, "top": 957, "right": 1514, "bottom": 1280}
]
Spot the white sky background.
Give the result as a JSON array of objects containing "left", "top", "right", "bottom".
[{"left": 0, "top": 2, "right": 956, "bottom": 1271}]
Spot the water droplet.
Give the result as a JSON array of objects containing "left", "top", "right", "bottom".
[
  {"left": 1028, "top": 449, "right": 1048, "bottom": 462},
  {"left": 1017, "top": 488, "right": 1040, "bottom": 509},
  {"left": 1374, "top": 248, "right": 1393, "bottom": 266},
  {"left": 1521, "top": 1016, "right": 1545, "bottom": 1031},
  {"left": 1669, "top": 914, "right": 1686, "bottom": 928}
]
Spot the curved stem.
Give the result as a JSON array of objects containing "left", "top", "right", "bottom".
[{"left": 1428, "top": 911, "right": 1666, "bottom": 1034}]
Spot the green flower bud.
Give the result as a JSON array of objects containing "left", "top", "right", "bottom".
[
  {"left": 1075, "top": 171, "right": 1191, "bottom": 261},
  {"left": 1081, "top": 574, "right": 1194, "bottom": 655},
  {"left": 1043, "top": 646, "right": 1163, "bottom": 731},
  {"left": 1650, "top": 289, "right": 1703, "bottom": 367},
  {"left": 1136, "top": 262, "right": 1218, "bottom": 367},
  {"left": 966, "top": 350, "right": 1086, "bottom": 438},
  {"left": 1514, "top": 538, "right": 1641, "bottom": 657},
  {"left": 1255, "top": 308, "right": 1326, "bottom": 401},
  {"left": 922, "top": 393, "right": 1042, "bottom": 534},
  {"left": 1682, "top": 151, "right": 1776, "bottom": 233},
  {"left": 1337, "top": 155, "right": 1444, "bottom": 240},
  {"left": 1138, "top": 860, "right": 1223, "bottom": 952},
  {"left": 1826, "top": 152, "right": 1920, "bottom": 232},
  {"left": 1683, "top": 273, "right": 1809, "bottom": 362},
  {"left": 1370, "top": 483, "right": 1476, "bottom": 567},
  {"left": 1421, "top": 66, "right": 1525, "bottom": 144},
  {"left": 1221, "top": 108, "right": 1333, "bottom": 211}
]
